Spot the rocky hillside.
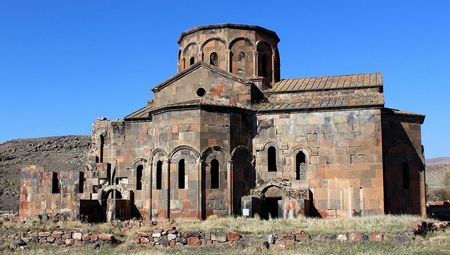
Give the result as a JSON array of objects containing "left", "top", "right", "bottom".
[
  {"left": 426, "top": 157, "right": 450, "bottom": 201},
  {"left": 0, "top": 136, "right": 90, "bottom": 212}
]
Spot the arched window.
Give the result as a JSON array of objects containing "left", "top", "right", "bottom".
[
  {"left": 178, "top": 159, "right": 185, "bottom": 189},
  {"left": 238, "top": 52, "right": 245, "bottom": 74},
  {"left": 78, "top": 171, "right": 84, "bottom": 193},
  {"left": 210, "top": 52, "right": 218, "bottom": 66},
  {"left": 52, "top": 172, "right": 60, "bottom": 193},
  {"left": 268, "top": 146, "right": 277, "bottom": 172},
  {"left": 156, "top": 161, "right": 162, "bottom": 190},
  {"left": 402, "top": 163, "right": 410, "bottom": 189},
  {"left": 229, "top": 52, "right": 234, "bottom": 72},
  {"left": 210, "top": 159, "right": 219, "bottom": 189},
  {"left": 190, "top": 57, "right": 195, "bottom": 66},
  {"left": 257, "top": 42, "right": 272, "bottom": 81},
  {"left": 136, "top": 165, "right": 143, "bottom": 190},
  {"left": 260, "top": 55, "right": 267, "bottom": 77},
  {"left": 296, "top": 152, "right": 306, "bottom": 180},
  {"left": 99, "top": 135, "right": 104, "bottom": 163}
]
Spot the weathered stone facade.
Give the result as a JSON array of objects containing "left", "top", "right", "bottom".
[{"left": 19, "top": 24, "right": 426, "bottom": 221}]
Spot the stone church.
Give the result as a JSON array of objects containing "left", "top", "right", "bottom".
[{"left": 19, "top": 24, "right": 426, "bottom": 222}]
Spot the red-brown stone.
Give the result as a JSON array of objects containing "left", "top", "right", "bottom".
[
  {"left": 140, "top": 237, "right": 150, "bottom": 244},
  {"left": 90, "top": 234, "right": 98, "bottom": 241},
  {"left": 98, "top": 233, "right": 114, "bottom": 241},
  {"left": 51, "top": 231, "right": 64, "bottom": 238},
  {"left": 370, "top": 233, "right": 383, "bottom": 241},
  {"left": 348, "top": 233, "right": 362, "bottom": 241},
  {"left": 137, "top": 232, "right": 150, "bottom": 238},
  {"left": 81, "top": 233, "right": 90, "bottom": 241},
  {"left": 187, "top": 236, "right": 202, "bottom": 246},
  {"left": 226, "top": 231, "right": 241, "bottom": 242},
  {"left": 38, "top": 232, "right": 51, "bottom": 237}
]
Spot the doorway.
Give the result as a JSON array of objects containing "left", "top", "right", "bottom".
[{"left": 261, "top": 196, "right": 281, "bottom": 219}]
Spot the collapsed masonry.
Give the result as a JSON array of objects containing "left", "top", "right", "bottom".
[{"left": 19, "top": 24, "right": 426, "bottom": 222}]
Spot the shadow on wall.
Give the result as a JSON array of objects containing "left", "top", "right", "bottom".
[
  {"left": 382, "top": 112, "right": 424, "bottom": 216},
  {"left": 80, "top": 190, "right": 141, "bottom": 223}
]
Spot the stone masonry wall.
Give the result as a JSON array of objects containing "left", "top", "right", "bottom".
[
  {"left": 154, "top": 66, "right": 252, "bottom": 109},
  {"left": 19, "top": 165, "right": 80, "bottom": 220},
  {"left": 382, "top": 112, "right": 425, "bottom": 216},
  {"left": 253, "top": 109, "right": 384, "bottom": 218}
]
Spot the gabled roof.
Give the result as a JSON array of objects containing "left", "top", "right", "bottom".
[
  {"left": 256, "top": 88, "right": 384, "bottom": 112},
  {"left": 124, "top": 100, "right": 154, "bottom": 120},
  {"left": 267, "top": 73, "right": 382, "bottom": 93},
  {"left": 151, "top": 62, "right": 253, "bottom": 93},
  {"left": 382, "top": 108, "right": 425, "bottom": 123}
]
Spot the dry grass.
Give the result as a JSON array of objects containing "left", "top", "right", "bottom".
[
  {"left": 3, "top": 233, "right": 450, "bottom": 255},
  {"left": 174, "top": 214, "right": 423, "bottom": 235},
  {"left": 0, "top": 219, "right": 123, "bottom": 237},
  {"left": 2, "top": 215, "right": 449, "bottom": 255}
]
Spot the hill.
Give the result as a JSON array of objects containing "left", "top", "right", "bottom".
[
  {"left": 426, "top": 157, "right": 450, "bottom": 201},
  {"left": 0, "top": 136, "right": 90, "bottom": 212}
]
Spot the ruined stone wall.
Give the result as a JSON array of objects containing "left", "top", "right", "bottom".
[
  {"left": 87, "top": 107, "right": 256, "bottom": 220},
  {"left": 19, "top": 165, "right": 80, "bottom": 220},
  {"left": 253, "top": 109, "right": 384, "bottom": 218},
  {"left": 382, "top": 111, "right": 425, "bottom": 216}
]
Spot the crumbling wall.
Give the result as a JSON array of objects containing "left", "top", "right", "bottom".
[{"left": 19, "top": 165, "right": 80, "bottom": 220}]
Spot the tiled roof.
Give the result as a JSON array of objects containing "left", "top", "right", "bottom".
[
  {"left": 268, "top": 73, "right": 382, "bottom": 93},
  {"left": 256, "top": 88, "right": 384, "bottom": 112}
]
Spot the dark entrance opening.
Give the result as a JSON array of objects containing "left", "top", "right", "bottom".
[
  {"left": 80, "top": 200, "right": 103, "bottom": 222},
  {"left": 261, "top": 196, "right": 281, "bottom": 220}
]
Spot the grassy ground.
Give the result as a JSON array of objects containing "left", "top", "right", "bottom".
[
  {"left": 3, "top": 234, "right": 450, "bottom": 255},
  {"left": 174, "top": 214, "right": 423, "bottom": 234},
  {"left": 1, "top": 215, "right": 449, "bottom": 255}
]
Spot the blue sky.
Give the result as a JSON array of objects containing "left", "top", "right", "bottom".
[{"left": 0, "top": 1, "right": 449, "bottom": 158}]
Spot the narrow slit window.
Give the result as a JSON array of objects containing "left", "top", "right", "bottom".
[
  {"left": 296, "top": 152, "right": 306, "bottom": 180},
  {"left": 260, "top": 55, "right": 267, "bottom": 77},
  {"left": 210, "top": 159, "right": 219, "bottom": 189},
  {"left": 52, "top": 172, "right": 60, "bottom": 193},
  {"left": 268, "top": 146, "right": 277, "bottom": 172},
  {"left": 136, "top": 165, "right": 143, "bottom": 190},
  {"left": 178, "top": 159, "right": 185, "bottom": 189},
  {"left": 238, "top": 52, "right": 245, "bottom": 74},
  {"left": 210, "top": 52, "right": 218, "bottom": 66},
  {"left": 156, "top": 161, "right": 162, "bottom": 190},
  {"left": 78, "top": 171, "right": 84, "bottom": 193},
  {"left": 402, "top": 163, "right": 410, "bottom": 189},
  {"left": 99, "top": 135, "right": 104, "bottom": 163},
  {"left": 190, "top": 57, "right": 195, "bottom": 66}
]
